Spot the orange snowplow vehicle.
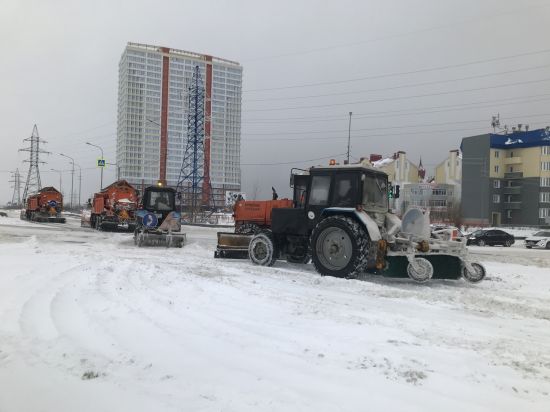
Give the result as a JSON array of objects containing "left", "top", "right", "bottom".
[
  {"left": 86, "top": 180, "right": 138, "bottom": 231},
  {"left": 215, "top": 197, "right": 293, "bottom": 258},
  {"left": 21, "top": 186, "right": 66, "bottom": 223},
  {"left": 234, "top": 199, "right": 294, "bottom": 234}
]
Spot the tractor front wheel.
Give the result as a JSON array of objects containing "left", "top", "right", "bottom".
[
  {"left": 311, "top": 216, "right": 369, "bottom": 278},
  {"left": 249, "top": 230, "right": 278, "bottom": 266},
  {"left": 406, "top": 257, "right": 434, "bottom": 283},
  {"left": 462, "top": 262, "right": 486, "bottom": 283}
]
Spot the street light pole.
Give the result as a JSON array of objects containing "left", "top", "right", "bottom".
[
  {"left": 347, "top": 111, "right": 352, "bottom": 164},
  {"left": 74, "top": 163, "right": 82, "bottom": 208},
  {"left": 59, "top": 153, "right": 75, "bottom": 209},
  {"left": 50, "top": 169, "right": 62, "bottom": 194},
  {"left": 86, "top": 142, "right": 104, "bottom": 190},
  {"left": 106, "top": 162, "right": 120, "bottom": 181}
]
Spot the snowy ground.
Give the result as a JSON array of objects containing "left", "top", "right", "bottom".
[{"left": 0, "top": 210, "right": 549, "bottom": 411}]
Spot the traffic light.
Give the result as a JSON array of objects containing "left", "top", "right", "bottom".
[{"left": 389, "top": 185, "right": 394, "bottom": 199}]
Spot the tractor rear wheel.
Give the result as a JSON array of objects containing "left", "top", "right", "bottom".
[
  {"left": 311, "top": 216, "right": 369, "bottom": 278},
  {"left": 249, "top": 230, "right": 278, "bottom": 266}
]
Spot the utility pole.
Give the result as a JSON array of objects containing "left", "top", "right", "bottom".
[
  {"left": 86, "top": 142, "right": 104, "bottom": 190},
  {"left": 74, "top": 163, "right": 82, "bottom": 208},
  {"left": 347, "top": 112, "right": 352, "bottom": 164},
  {"left": 19, "top": 124, "right": 49, "bottom": 202},
  {"left": 106, "top": 162, "right": 120, "bottom": 181},
  {"left": 50, "top": 169, "right": 62, "bottom": 194},
  {"left": 59, "top": 153, "right": 75, "bottom": 209},
  {"left": 9, "top": 169, "right": 22, "bottom": 207}
]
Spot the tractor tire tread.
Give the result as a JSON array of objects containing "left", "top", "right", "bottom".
[{"left": 310, "top": 215, "right": 370, "bottom": 278}]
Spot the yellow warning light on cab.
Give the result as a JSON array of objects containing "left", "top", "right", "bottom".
[{"left": 329, "top": 159, "right": 336, "bottom": 165}]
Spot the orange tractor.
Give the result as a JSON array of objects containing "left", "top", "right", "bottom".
[
  {"left": 234, "top": 199, "right": 294, "bottom": 234},
  {"left": 215, "top": 191, "right": 293, "bottom": 258},
  {"left": 21, "top": 186, "right": 66, "bottom": 223},
  {"left": 87, "top": 180, "right": 138, "bottom": 231}
]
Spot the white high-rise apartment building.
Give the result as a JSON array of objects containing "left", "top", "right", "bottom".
[{"left": 116, "top": 42, "right": 242, "bottom": 197}]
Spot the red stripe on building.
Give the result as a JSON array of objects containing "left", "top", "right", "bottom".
[
  {"left": 203, "top": 56, "right": 213, "bottom": 203},
  {"left": 159, "top": 47, "right": 170, "bottom": 185}
]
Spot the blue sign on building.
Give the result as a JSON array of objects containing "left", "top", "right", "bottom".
[{"left": 490, "top": 128, "right": 550, "bottom": 149}]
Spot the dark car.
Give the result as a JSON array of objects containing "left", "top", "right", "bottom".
[{"left": 466, "top": 229, "right": 515, "bottom": 247}]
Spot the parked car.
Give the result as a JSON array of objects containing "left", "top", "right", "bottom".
[
  {"left": 466, "top": 229, "right": 515, "bottom": 247},
  {"left": 525, "top": 231, "right": 550, "bottom": 249}
]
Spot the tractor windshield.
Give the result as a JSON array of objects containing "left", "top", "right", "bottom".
[
  {"left": 362, "top": 174, "right": 388, "bottom": 211},
  {"left": 147, "top": 191, "right": 175, "bottom": 211}
]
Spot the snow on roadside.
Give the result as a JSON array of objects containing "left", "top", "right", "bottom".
[{"left": 0, "top": 221, "right": 549, "bottom": 411}]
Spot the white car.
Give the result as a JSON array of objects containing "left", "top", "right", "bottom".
[{"left": 525, "top": 231, "right": 550, "bottom": 249}]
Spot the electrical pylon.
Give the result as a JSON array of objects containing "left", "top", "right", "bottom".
[
  {"left": 19, "top": 124, "right": 49, "bottom": 202},
  {"left": 9, "top": 169, "right": 22, "bottom": 206},
  {"left": 176, "top": 65, "right": 215, "bottom": 222}
]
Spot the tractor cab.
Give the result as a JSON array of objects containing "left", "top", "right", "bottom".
[
  {"left": 140, "top": 186, "right": 177, "bottom": 219},
  {"left": 134, "top": 185, "right": 186, "bottom": 248},
  {"left": 279, "top": 165, "right": 396, "bottom": 236}
]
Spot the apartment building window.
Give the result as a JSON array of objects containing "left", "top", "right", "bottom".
[
  {"left": 541, "top": 192, "right": 550, "bottom": 203},
  {"left": 494, "top": 150, "right": 500, "bottom": 158},
  {"left": 542, "top": 146, "right": 550, "bottom": 155},
  {"left": 540, "top": 208, "right": 550, "bottom": 218},
  {"left": 507, "top": 210, "right": 512, "bottom": 219},
  {"left": 493, "top": 180, "right": 500, "bottom": 188},
  {"left": 494, "top": 165, "right": 499, "bottom": 173},
  {"left": 542, "top": 162, "right": 550, "bottom": 171},
  {"left": 493, "top": 194, "right": 500, "bottom": 203},
  {"left": 542, "top": 177, "right": 550, "bottom": 187}
]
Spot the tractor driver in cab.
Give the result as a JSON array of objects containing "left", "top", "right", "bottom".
[{"left": 153, "top": 193, "right": 171, "bottom": 211}]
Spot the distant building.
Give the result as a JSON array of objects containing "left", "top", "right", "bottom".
[
  {"left": 369, "top": 151, "right": 420, "bottom": 184},
  {"left": 116, "top": 42, "right": 242, "bottom": 199},
  {"left": 461, "top": 127, "right": 550, "bottom": 226},
  {"left": 400, "top": 183, "right": 458, "bottom": 223},
  {"left": 434, "top": 149, "right": 462, "bottom": 199},
  {"left": 367, "top": 151, "right": 421, "bottom": 213}
]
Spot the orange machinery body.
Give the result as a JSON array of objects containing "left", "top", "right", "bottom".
[
  {"left": 27, "top": 187, "right": 63, "bottom": 212},
  {"left": 23, "top": 186, "right": 65, "bottom": 222},
  {"left": 91, "top": 180, "right": 138, "bottom": 229},
  {"left": 234, "top": 199, "right": 293, "bottom": 229}
]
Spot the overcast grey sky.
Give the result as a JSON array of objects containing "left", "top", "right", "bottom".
[{"left": 1, "top": 0, "right": 549, "bottom": 203}]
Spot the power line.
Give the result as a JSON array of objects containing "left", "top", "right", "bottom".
[
  {"left": 245, "top": 77, "right": 550, "bottom": 112},
  {"left": 243, "top": 120, "right": 550, "bottom": 143},
  {"left": 243, "top": 64, "right": 550, "bottom": 102},
  {"left": 242, "top": 113, "right": 550, "bottom": 136},
  {"left": 242, "top": 94, "right": 550, "bottom": 123},
  {"left": 242, "top": 126, "right": 497, "bottom": 143},
  {"left": 242, "top": 3, "right": 550, "bottom": 63},
  {"left": 244, "top": 48, "right": 550, "bottom": 92}
]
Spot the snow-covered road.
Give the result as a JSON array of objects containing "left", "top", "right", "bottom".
[{"left": 0, "top": 210, "right": 549, "bottom": 411}]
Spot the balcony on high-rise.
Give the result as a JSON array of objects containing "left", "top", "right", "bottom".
[{"left": 504, "top": 172, "right": 523, "bottom": 179}]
